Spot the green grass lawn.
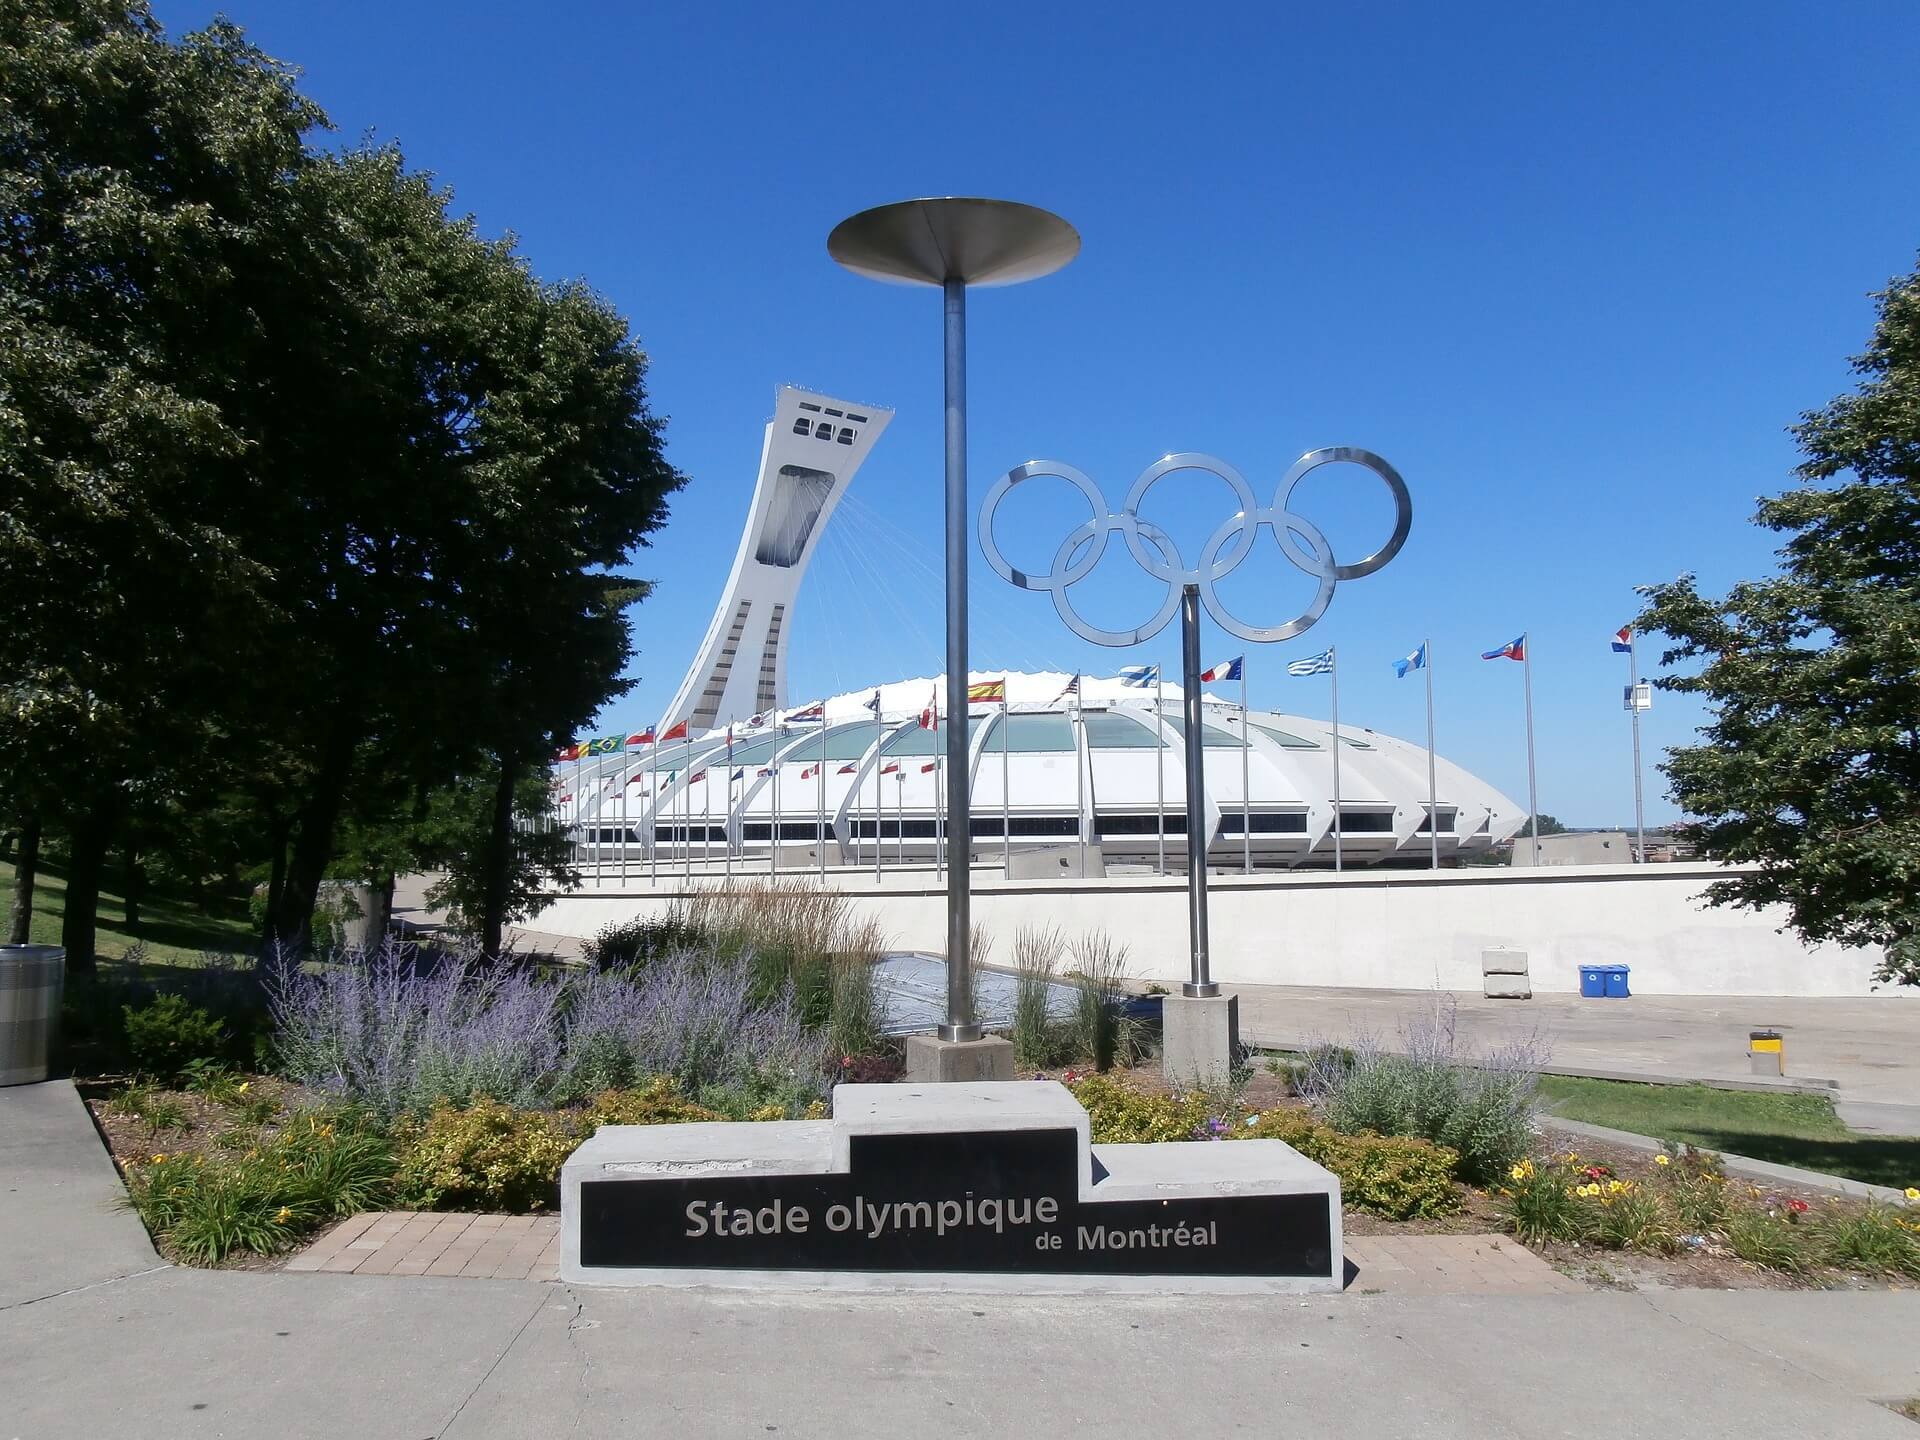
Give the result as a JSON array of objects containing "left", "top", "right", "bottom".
[
  {"left": 1536, "top": 1073, "right": 1920, "bottom": 1191},
  {"left": 2, "top": 857, "right": 257, "bottom": 967}
]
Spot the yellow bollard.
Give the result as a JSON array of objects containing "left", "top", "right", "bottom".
[{"left": 1748, "top": 1029, "right": 1784, "bottom": 1077}]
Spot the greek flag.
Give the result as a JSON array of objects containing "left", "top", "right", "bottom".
[
  {"left": 1393, "top": 643, "right": 1427, "bottom": 679},
  {"left": 1287, "top": 649, "right": 1334, "bottom": 677},
  {"left": 1118, "top": 664, "right": 1159, "bottom": 687}
]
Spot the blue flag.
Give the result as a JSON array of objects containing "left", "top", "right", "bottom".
[{"left": 1393, "top": 643, "right": 1427, "bottom": 679}]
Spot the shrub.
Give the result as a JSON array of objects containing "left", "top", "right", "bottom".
[
  {"left": 1590, "top": 1181, "right": 1675, "bottom": 1253},
  {"left": 1234, "top": 1108, "right": 1459, "bottom": 1220},
  {"left": 393, "top": 1099, "right": 581, "bottom": 1213},
  {"left": 1819, "top": 1203, "right": 1920, "bottom": 1278},
  {"left": 1725, "top": 1207, "right": 1811, "bottom": 1273},
  {"left": 1497, "top": 1158, "right": 1590, "bottom": 1245},
  {"left": 1066, "top": 931, "right": 1131, "bottom": 1072},
  {"left": 1010, "top": 925, "right": 1065, "bottom": 1069},
  {"left": 123, "top": 995, "right": 230, "bottom": 1082},
  {"left": 120, "top": 1110, "right": 395, "bottom": 1264},
  {"left": 1298, "top": 998, "right": 1545, "bottom": 1184},
  {"left": 583, "top": 1079, "right": 723, "bottom": 1128},
  {"left": 1073, "top": 1076, "right": 1211, "bottom": 1144},
  {"left": 583, "top": 915, "right": 708, "bottom": 971}
]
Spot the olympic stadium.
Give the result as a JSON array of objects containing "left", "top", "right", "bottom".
[{"left": 552, "top": 386, "right": 1530, "bottom": 875}]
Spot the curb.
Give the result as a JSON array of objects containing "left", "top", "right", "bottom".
[{"left": 1535, "top": 1114, "right": 1909, "bottom": 1204}]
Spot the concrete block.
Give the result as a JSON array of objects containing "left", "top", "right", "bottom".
[
  {"left": 1481, "top": 947, "right": 1528, "bottom": 976},
  {"left": 903, "top": 1034, "right": 1016, "bottom": 1083},
  {"left": 1006, "top": 843, "right": 1105, "bottom": 880},
  {"left": 1482, "top": 974, "right": 1532, "bottom": 999},
  {"left": 1161, "top": 991, "right": 1239, "bottom": 1089}
]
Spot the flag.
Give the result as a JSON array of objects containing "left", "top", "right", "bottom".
[
  {"left": 688, "top": 769, "right": 707, "bottom": 784},
  {"left": 725, "top": 724, "right": 734, "bottom": 755},
  {"left": 862, "top": 690, "right": 881, "bottom": 713},
  {"left": 1200, "top": 657, "right": 1242, "bottom": 683},
  {"left": 1393, "top": 643, "right": 1427, "bottom": 679},
  {"left": 881, "top": 761, "right": 901, "bottom": 776},
  {"left": 1611, "top": 625, "right": 1633, "bottom": 653},
  {"left": 920, "top": 761, "right": 938, "bottom": 774},
  {"left": 788, "top": 700, "right": 825, "bottom": 723},
  {"left": 800, "top": 765, "right": 817, "bottom": 780},
  {"left": 1287, "top": 649, "right": 1334, "bottom": 676},
  {"left": 626, "top": 774, "right": 646, "bottom": 787},
  {"left": 588, "top": 735, "right": 623, "bottom": 755},
  {"left": 1118, "top": 664, "right": 1158, "bottom": 687},
  {"left": 968, "top": 678, "right": 1006, "bottom": 704},
  {"left": 556, "top": 792, "right": 572, "bottom": 804},
  {"left": 1053, "top": 673, "right": 1081, "bottom": 703},
  {"left": 626, "top": 727, "right": 655, "bottom": 748},
  {"left": 659, "top": 719, "right": 690, "bottom": 742},
  {"left": 1482, "top": 635, "right": 1526, "bottom": 662},
  {"left": 919, "top": 687, "right": 938, "bottom": 730},
  {"left": 730, "top": 768, "right": 744, "bottom": 783},
  {"left": 748, "top": 711, "right": 768, "bottom": 728},
  {"left": 837, "top": 763, "right": 857, "bottom": 775},
  {"left": 756, "top": 766, "right": 771, "bottom": 777},
  {"left": 552, "top": 745, "right": 577, "bottom": 764}
]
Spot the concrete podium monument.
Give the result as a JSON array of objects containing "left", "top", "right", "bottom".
[{"left": 562, "top": 1080, "right": 1342, "bottom": 1293}]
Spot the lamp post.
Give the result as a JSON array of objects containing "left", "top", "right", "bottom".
[{"left": 829, "top": 198, "right": 1078, "bottom": 1056}]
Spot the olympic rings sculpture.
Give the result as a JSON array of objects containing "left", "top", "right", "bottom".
[{"left": 977, "top": 447, "right": 1413, "bottom": 647}]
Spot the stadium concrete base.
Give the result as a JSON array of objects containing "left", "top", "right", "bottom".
[
  {"left": 1162, "top": 991, "right": 1240, "bottom": 1087},
  {"left": 902, "top": 1033, "right": 1016, "bottom": 1082}
]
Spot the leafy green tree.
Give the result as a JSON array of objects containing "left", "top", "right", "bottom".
[
  {"left": 0, "top": 0, "right": 324, "bottom": 968},
  {"left": 1638, "top": 255, "right": 1920, "bottom": 986}
]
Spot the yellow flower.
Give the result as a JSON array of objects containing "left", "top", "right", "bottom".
[
  {"left": 151, "top": 1153, "right": 167, "bottom": 1163},
  {"left": 1654, "top": 1154, "right": 1671, "bottom": 1167},
  {"left": 1509, "top": 1163, "right": 1531, "bottom": 1181},
  {"left": 237, "top": 1082, "right": 250, "bottom": 1093},
  {"left": 273, "top": 1206, "right": 293, "bottom": 1225},
  {"left": 1905, "top": 1187, "right": 1919, "bottom": 1202}
]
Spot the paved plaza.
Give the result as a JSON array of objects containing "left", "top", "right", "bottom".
[{"left": 5, "top": 1079, "right": 1920, "bottom": 1438}]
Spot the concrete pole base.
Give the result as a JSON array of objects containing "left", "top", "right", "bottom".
[
  {"left": 1162, "top": 991, "right": 1240, "bottom": 1089},
  {"left": 904, "top": 1034, "right": 1017, "bottom": 1083}
]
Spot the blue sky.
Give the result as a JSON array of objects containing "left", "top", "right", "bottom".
[{"left": 164, "top": 2, "right": 1920, "bottom": 825}]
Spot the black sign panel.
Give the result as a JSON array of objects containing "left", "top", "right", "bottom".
[{"left": 579, "top": 1127, "right": 1332, "bottom": 1277}]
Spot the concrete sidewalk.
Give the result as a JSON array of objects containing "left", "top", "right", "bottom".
[
  {"left": 6, "top": 1079, "right": 1919, "bottom": 1439},
  {"left": 1229, "top": 984, "right": 1920, "bottom": 1130}
]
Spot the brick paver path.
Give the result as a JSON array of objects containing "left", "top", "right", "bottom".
[{"left": 285, "top": 1215, "right": 1579, "bottom": 1294}]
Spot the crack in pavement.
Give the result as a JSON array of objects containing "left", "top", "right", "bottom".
[{"left": 0, "top": 1263, "right": 172, "bottom": 1314}]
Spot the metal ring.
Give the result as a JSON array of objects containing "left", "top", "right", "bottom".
[{"left": 977, "top": 448, "right": 1411, "bottom": 647}]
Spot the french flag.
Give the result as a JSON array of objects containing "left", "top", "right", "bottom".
[
  {"left": 1200, "top": 657, "right": 1243, "bottom": 683},
  {"left": 1611, "top": 625, "right": 1633, "bottom": 654}
]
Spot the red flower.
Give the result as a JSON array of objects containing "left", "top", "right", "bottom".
[
  {"left": 840, "top": 1056, "right": 852, "bottom": 1068},
  {"left": 1787, "top": 1198, "right": 1810, "bottom": 1214}
]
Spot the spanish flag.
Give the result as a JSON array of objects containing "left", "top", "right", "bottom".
[{"left": 967, "top": 678, "right": 1006, "bottom": 704}]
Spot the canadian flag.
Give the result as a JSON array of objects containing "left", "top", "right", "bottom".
[
  {"left": 920, "top": 761, "right": 938, "bottom": 774},
  {"left": 919, "top": 687, "right": 938, "bottom": 730}
]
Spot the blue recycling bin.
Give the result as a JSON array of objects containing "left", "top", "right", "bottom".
[
  {"left": 1604, "top": 964, "right": 1631, "bottom": 998},
  {"left": 1579, "top": 965, "right": 1607, "bottom": 998}
]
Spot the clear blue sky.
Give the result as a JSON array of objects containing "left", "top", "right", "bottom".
[{"left": 163, "top": 1, "right": 1920, "bottom": 825}]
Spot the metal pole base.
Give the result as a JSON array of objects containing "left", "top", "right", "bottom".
[
  {"left": 936, "top": 1022, "right": 984, "bottom": 1043},
  {"left": 1181, "top": 981, "right": 1221, "bottom": 999}
]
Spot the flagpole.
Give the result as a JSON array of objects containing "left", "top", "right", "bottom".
[
  {"left": 1628, "top": 631, "right": 1646, "bottom": 863},
  {"left": 770, "top": 728, "right": 781, "bottom": 878},
  {"left": 1154, "top": 667, "right": 1167, "bottom": 875},
  {"left": 935, "top": 752, "right": 944, "bottom": 882},
  {"left": 573, "top": 750, "right": 584, "bottom": 870},
  {"left": 1001, "top": 693, "right": 1011, "bottom": 878},
  {"left": 895, "top": 769, "right": 903, "bottom": 867},
  {"left": 1074, "top": 675, "right": 1086, "bottom": 877},
  {"left": 1240, "top": 663, "right": 1251, "bottom": 875},
  {"left": 648, "top": 739, "right": 658, "bottom": 886},
  {"left": 1523, "top": 632, "right": 1541, "bottom": 865},
  {"left": 817, "top": 719, "right": 827, "bottom": 883},
  {"left": 1330, "top": 647, "right": 1343, "bottom": 872},
  {"left": 874, "top": 703, "right": 884, "bottom": 883},
  {"left": 622, "top": 749, "right": 631, "bottom": 887},
  {"left": 1424, "top": 640, "right": 1439, "bottom": 870}
]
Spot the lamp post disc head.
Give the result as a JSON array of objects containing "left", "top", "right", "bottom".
[{"left": 828, "top": 197, "right": 1079, "bottom": 288}]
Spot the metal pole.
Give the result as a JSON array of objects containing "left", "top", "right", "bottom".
[
  {"left": 770, "top": 731, "right": 781, "bottom": 878},
  {"left": 940, "top": 277, "right": 977, "bottom": 1040},
  {"left": 1240, "top": 665, "right": 1251, "bottom": 875},
  {"left": 1180, "top": 585, "right": 1216, "bottom": 996},
  {"left": 817, "top": 726, "right": 827, "bottom": 882},
  {"left": 1155, "top": 668, "right": 1167, "bottom": 875},
  {"left": 1629, "top": 632, "right": 1646, "bottom": 862},
  {"left": 621, "top": 751, "right": 630, "bottom": 887},
  {"left": 934, "top": 754, "right": 944, "bottom": 882},
  {"left": 1331, "top": 648, "right": 1343, "bottom": 872},
  {"left": 648, "top": 739, "right": 657, "bottom": 886},
  {"left": 573, "top": 751, "right": 583, "bottom": 869},
  {"left": 874, "top": 712, "right": 884, "bottom": 883},
  {"left": 682, "top": 757, "right": 691, "bottom": 886},
  {"left": 1073, "top": 682, "right": 1086, "bottom": 877},
  {"left": 1523, "top": 632, "right": 1541, "bottom": 865},
  {"left": 1425, "top": 639, "right": 1439, "bottom": 869},
  {"left": 1001, "top": 695, "right": 1011, "bottom": 877}
]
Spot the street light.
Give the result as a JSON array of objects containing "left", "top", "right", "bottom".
[{"left": 829, "top": 198, "right": 1078, "bottom": 1045}]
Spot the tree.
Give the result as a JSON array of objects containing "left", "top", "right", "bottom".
[
  {"left": 1530, "top": 813, "right": 1569, "bottom": 837},
  {"left": 1638, "top": 254, "right": 1920, "bottom": 986}
]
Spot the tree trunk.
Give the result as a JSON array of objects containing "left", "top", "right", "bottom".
[
  {"left": 61, "top": 812, "right": 112, "bottom": 975},
  {"left": 368, "top": 870, "right": 395, "bottom": 949},
  {"left": 274, "top": 728, "right": 357, "bottom": 958},
  {"left": 263, "top": 812, "right": 289, "bottom": 941},
  {"left": 122, "top": 845, "right": 141, "bottom": 929},
  {"left": 480, "top": 755, "right": 518, "bottom": 962},
  {"left": 7, "top": 814, "right": 39, "bottom": 945}
]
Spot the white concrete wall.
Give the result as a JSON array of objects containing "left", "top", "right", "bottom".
[{"left": 527, "top": 864, "right": 1909, "bottom": 1000}]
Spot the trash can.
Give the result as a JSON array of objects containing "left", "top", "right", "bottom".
[
  {"left": 0, "top": 945, "right": 65, "bottom": 1086},
  {"left": 1579, "top": 965, "right": 1607, "bottom": 998},
  {"left": 1604, "top": 964, "right": 1631, "bottom": 998}
]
